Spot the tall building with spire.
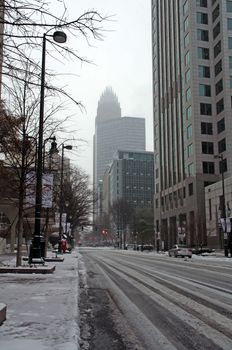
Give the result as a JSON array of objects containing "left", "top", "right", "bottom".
[{"left": 93, "top": 87, "right": 146, "bottom": 217}]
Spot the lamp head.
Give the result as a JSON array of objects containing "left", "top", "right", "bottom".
[
  {"left": 53, "top": 31, "right": 67, "bottom": 44},
  {"left": 64, "top": 145, "right": 72, "bottom": 150}
]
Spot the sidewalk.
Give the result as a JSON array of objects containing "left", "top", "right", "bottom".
[{"left": 0, "top": 250, "right": 80, "bottom": 350}]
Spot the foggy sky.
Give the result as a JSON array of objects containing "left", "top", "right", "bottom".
[{"left": 53, "top": 0, "right": 153, "bottom": 181}]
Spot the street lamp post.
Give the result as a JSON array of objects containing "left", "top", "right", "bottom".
[
  {"left": 58, "top": 143, "right": 72, "bottom": 253},
  {"left": 215, "top": 154, "right": 228, "bottom": 257},
  {"left": 29, "top": 31, "right": 67, "bottom": 263}
]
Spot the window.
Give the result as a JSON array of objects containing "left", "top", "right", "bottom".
[
  {"left": 215, "top": 78, "right": 223, "bottom": 95},
  {"left": 188, "top": 183, "right": 194, "bottom": 196},
  {"left": 201, "top": 122, "right": 213, "bottom": 134},
  {"left": 186, "top": 87, "right": 191, "bottom": 101},
  {"left": 228, "top": 37, "right": 232, "bottom": 49},
  {"left": 185, "top": 51, "right": 190, "bottom": 65},
  {"left": 214, "top": 60, "right": 222, "bottom": 76},
  {"left": 185, "top": 69, "right": 191, "bottom": 83},
  {"left": 227, "top": 1, "right": 232, "bottom": 12},
  {"left": 197, "top": 0, "right": 207, "bottom": 7},
  {"left": 183, "top": 1, "right": 188, "bottom": 15},
  {"left": 198, "top": 47, "right": 210, "bottom": 59},
  {"left": 203, "top": 162, "right": 215, "bottom": 174},
  {"left": 228, "top": 18, "right": 232, "bottom": 30},
  {"left": 217, "top": 118, "right": 225, "bottom": 133},
  {"left": 230, "top": 76, "right": 232, "bottom": 88},
  {"left": 197, "top": 12, "right": 208, "bottom": 24},
  {"left": 214, "top": 41, "right": 221, "bottom": 57},
  {"left": 187, "top": 143, "right": 193, "bottom": 157},
  {"left": 216, "top": 98, "right": 224, "bottom": 114},
  {"left": 184, "top": 17, "right": 189, "bottom": 31},
  {"left": 188, "top": 164, "right": 194, "bottom": 176},
  {"left": 202, "top": 141, "right": 214, "bottom": 154},
  {"left": 186, "top": 105, "right": 192, "bottom": 120},
  {"left": 197, "top": 29, "right": 209, "bottom": 41},
  {"left": 199, "top": 65, "right": 210, "bottom": 78},
  {"left": 218, "top": 138, "right": 226, "bottom": 153},
  {"left": 184, "top": 33, "right": 189, "bottom": 47},
  {"left": 213, "top": 22, "right": 220, "bottom": 39},
  {"left": 200, "top": 103, "right": 212, "bottom": 115},
  {"left": 187, "top": 124, "right": 193, "bottom": 138},
  {"left": 230, "top": 56, "right": 232, "bottom": 68},
  {"left": 199, "top": 84, "right": 211, "bottom": 96},
  {"left": 155, "top": 198, "right": 159, "bottom": 208},
  {"left": 213, "top": 5, "right": 219, "bottom": 22}
]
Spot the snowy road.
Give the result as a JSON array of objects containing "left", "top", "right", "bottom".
[{"left": 79, "top": 248, "right": 232, "bottom": 350}]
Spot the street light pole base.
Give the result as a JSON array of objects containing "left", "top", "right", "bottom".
[{"left": 29, "top": 235, "right": 45, "bottom": 264}]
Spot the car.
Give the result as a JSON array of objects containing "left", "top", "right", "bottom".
[
  {"left": 168, "top": 244, "right": 192, "bottom": 258},
  {"left": 143, "top": 244, "right": 154, "bottom": 252},
  {"left": 192, "top": 247, "right": 215, "bottom": 255},
  {"left": 137, "top": 244, "right": 154, "bottom": 252}
]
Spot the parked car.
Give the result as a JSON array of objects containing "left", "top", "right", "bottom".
[
  {"left": 192, "top": 247, "right": 215, "bottom": 255},
  {"left": 137, "top": 244, "right": 154, "bottom": 252},
  {"left": 168, "top": 244, "right": 192, "bottom": 258}
]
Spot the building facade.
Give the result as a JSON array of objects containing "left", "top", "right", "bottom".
[
  {"left": 93, "top": 87, "right": 146, "bottom": 217},
  {"left": 205, "top": 175, "right": 232, "bottom": 249},
  {"left": 107, "top": 150, "right": 154, "bottom": 210},
  {"left": 152, "top": 0, "right": 232, "bottom": 249}
]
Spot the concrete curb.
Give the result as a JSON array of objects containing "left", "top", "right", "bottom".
[
  {"left": 0, "top": 266, "right": 56, "bottom": 274},
  {"left": 22, "top": 256, "right": 64, "bottom": 262},
  {"left": 0, "top": 303, "right": 6, "bottom": 325}
]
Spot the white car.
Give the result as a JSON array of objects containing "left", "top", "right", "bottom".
[{"left": 168, "top": 244, "right": 192, "bottom": 258}]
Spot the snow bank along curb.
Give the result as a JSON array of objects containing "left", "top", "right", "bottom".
[{"left": 0, "top": 303, "right": 6, "bottom": 325}]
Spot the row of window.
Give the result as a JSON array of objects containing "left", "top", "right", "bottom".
[
  {"left": 186, "top": 83, "right": 225, "bottom": 100},
  {"left": 186, "top": 99, "right": 224, "bottom": 116},
  {"left": 185, "top": 117, "right": 224, "bottom": 135},
  {"left": 184, "top": 0, "right": 232, "bottom": 13},
  {"left": 201, "top": 119, "right": 225, "bottom": 134},
  {"left": 184, "top": 159, "right": 227, "bottom": 177},
  {"left": 185, "top": 138, "right": 226, "bottom": 158},
  {"left": 184, "top": 0, "right": 208, "bottom": 16},
  {"left": 125, "top": 186, "right": 152, "bottom": 191}
]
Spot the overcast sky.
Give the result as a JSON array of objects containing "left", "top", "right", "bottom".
[{"left": 53, "top": 0, "right": 153, "bottom": 181}]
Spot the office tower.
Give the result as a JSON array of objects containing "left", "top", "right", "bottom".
[
  {"left": 93, "top": 87, "right": 145, "bottom": 217},
  {"left": 152, "top": 1, "right": 232, "bottom": 249},
  {"left": 107, "top": 150, "right": 154, "bottom": 210},
  {"left": 0, "top": 0, "right": 4, "bottom": 98}
]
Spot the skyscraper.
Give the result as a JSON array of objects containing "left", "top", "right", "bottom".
[
  {"left": 93, "top": 87, "right": 145, "bottom": 217},
  {"left": 152, "top": 1, "right": 232, "bottom": 249}
]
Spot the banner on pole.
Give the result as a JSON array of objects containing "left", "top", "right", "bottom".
[
  {"left": 25, "top": 172, "right": 54, "bottom": 208},
  {"left": 42, "top": 174, "right": 54, "bottom": 208}
]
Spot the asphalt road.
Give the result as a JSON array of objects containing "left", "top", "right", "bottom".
[{"left": 78, "top": 248, "right": 232, "bottom": 350}]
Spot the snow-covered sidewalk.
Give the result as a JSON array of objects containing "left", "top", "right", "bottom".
[{"left": 0, "top": 250, "right": 80, "bottom": 350}]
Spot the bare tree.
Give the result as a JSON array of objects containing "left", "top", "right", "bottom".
[
  {"left": 54, "top": 165, "right": 93, "bottom": 232},
  {"left": 1, "top": 0, "right": 108, "bottom": 103},
  {"left": 0, "top": 68, "right": 75, "bottom": 265},
  {"left": 110, "top": 199, "right": 134, "bottom": 248}
]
